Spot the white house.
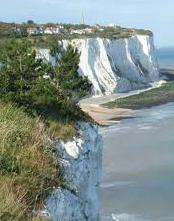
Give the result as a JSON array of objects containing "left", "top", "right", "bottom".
[
  {"left": 84, "top": 28, "right": 93, "bottom": 33},
  {"left": 27, "top": 27, "right": 42, "bottom": 35},
  {"left": 44, "top": 27, "right": 53, "bottom": 34},
  {"left": 44, "top": 26, "right": 63, "bottom": 34},
  {"left": 70, "top": 28, "right": 93, "bottom": 35},
  {"left": 70, "top": 29, "right": 86, "bottom": 35}
]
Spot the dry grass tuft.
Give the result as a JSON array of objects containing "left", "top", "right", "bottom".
[{"left": 0, "top": 103, "right": 70, "bottom": 221}]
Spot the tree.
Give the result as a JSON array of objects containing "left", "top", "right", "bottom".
[
  {"left": 0, "top": 39, "right": 58, "bottom": 113},
  {"left": 55, "top": 45, "right": 91, "bottom": 102},
  {"left": 0, "top": 40, "right": 46, "bottom": 102},
  {"left": 0, "top": 39, "right": 91, "bottom": 121},
  {"left": 27, "top": 20, "right": 35, "bottom": 25},
  {"left": 49, "top": 36, "right": 62, "bottom": 65}
]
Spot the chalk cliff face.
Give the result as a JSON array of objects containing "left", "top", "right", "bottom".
[
  {"left": 46, "top": 122, "right": 103, "bottom": 221},
  {"left": 38, "top": 35, "right": 159, "bottom": 95},
  {"left": 62, "top": 35, "right": 159, "bottom": 95}
]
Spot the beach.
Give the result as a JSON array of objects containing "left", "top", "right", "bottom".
[{"left": 80, "top": 80, "right": 166, "bottom": 126}]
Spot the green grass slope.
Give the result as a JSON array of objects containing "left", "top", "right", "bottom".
[{"left": 0, "top": 103, "right": 75, "bottom": 221}]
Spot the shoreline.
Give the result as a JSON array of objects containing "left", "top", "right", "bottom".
[
  {"left": 80, "top": 82, "right": 168, "bottom": 126},
  {"left": 104, "top": 79, "right": 174, "bottom": 110},
  {"left": 80, "top": 71, "right": 174, "bottom": 126}
]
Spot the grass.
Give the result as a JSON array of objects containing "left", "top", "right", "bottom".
[
  {"left": 104, "top": 81, "right": 174, "bottom": 110},
  {"left": 48, "top": 121, "right": 77, "bottom": 141},
  {"left": 0, "top": 102, "right": 76, "bottom": 221}
]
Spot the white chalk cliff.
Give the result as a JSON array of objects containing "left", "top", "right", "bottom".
[
  {"left": 62, "top": 35, "right": 159, "bottom": 95},
  {"left": 40, "top": 34, "right": 159, "bottom": 220},
  {"left": 46, "top": 122, "right": 103, "bottom": 221}
]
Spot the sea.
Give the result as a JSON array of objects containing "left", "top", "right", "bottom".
[
  {"left": 100, "top": 47, "right": 174, "bottom": 221},
  {"left": 156, "top": 47, "right": 174, "bottom": 69}
]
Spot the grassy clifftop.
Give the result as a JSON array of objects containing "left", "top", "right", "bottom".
[
  {"left": 0, "top": 22, "right": 152, "bottom": 49},
  {"left": 0, "top": 103, "right": 74, "bottom": 221},
  {"left": 18, "top": 27, "right": 152, "bottom": 49},
  {"left": 27, "top": 27, "right": 153, "bottom": 49}
]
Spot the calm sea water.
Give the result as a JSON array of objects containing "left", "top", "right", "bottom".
[
  {"left": 156, "top": 47, "right": 174, "bottom": 69},
  {"left": 100, "top": 103, "right": 174, "bottom": 221},
  {"left": 100, "top": 47, "right": 174, "bottom": 221}
]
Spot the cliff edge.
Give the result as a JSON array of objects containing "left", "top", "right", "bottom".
[
  {"left": 62, "top": 35, "right": 159, "bottom": 95},
  {"left": 46, "top": 122, "right": 103, "bottom": 221}
]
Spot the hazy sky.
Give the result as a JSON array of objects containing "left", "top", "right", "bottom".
[{"left": 0, "top": 0, "right": 173, "bottom": 47}]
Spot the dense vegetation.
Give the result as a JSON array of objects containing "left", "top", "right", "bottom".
[
  {"left": 0, "top": 38, "right": 91, "bottom": 220},
  {"left": 0, "top": 22, "right": 28, "bottom": 39},
  {"left": 0, "top": 39, "right": 91, "bottom": 121}
]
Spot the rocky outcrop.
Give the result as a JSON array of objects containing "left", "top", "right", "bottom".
[
  {"left": 46, "top": 122, "right": 103, "bottom": 221},
  {"left": 62, "top": 35, "right": 159, "bottom": 95}
]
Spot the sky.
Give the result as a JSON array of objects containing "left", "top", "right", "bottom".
[{"left": 0, "top": 0, "right": 173, "bottom": 47}]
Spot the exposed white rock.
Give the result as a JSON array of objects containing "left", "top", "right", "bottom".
[
  {"left": 46, "top": 188, "right": 85, "bottom": 221},
  {"left": 36, "top": 48, "right": 56, "bottom": 66},
  {"left": 38, "top": 35, "right": 159, "bottom": 96},
  {"left": 62, "top": 35, "right": 159, "bottom": 95},
  {"left": 46, "top": 122, "right": 103, "bottom": 221}
]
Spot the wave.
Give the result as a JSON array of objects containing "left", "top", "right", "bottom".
[
  {"left": 101, "top": 181, "right": 136, "bottom": 189},
  {"left": 102, "top": 213, "right": 174, "bottom": 221},
  {"left": 102, "top": 214, "right": 151, "bottom": 221},
  {"left": 112, "top": 214, "right": 151, "bottom": 221}
]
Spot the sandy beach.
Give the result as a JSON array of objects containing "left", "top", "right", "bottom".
[
  {"left": 80, "top": 103, "right": 132, "bottom": 126},
  {"left": 80, "top": 80, "right": 165, "bottom": 126}
]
